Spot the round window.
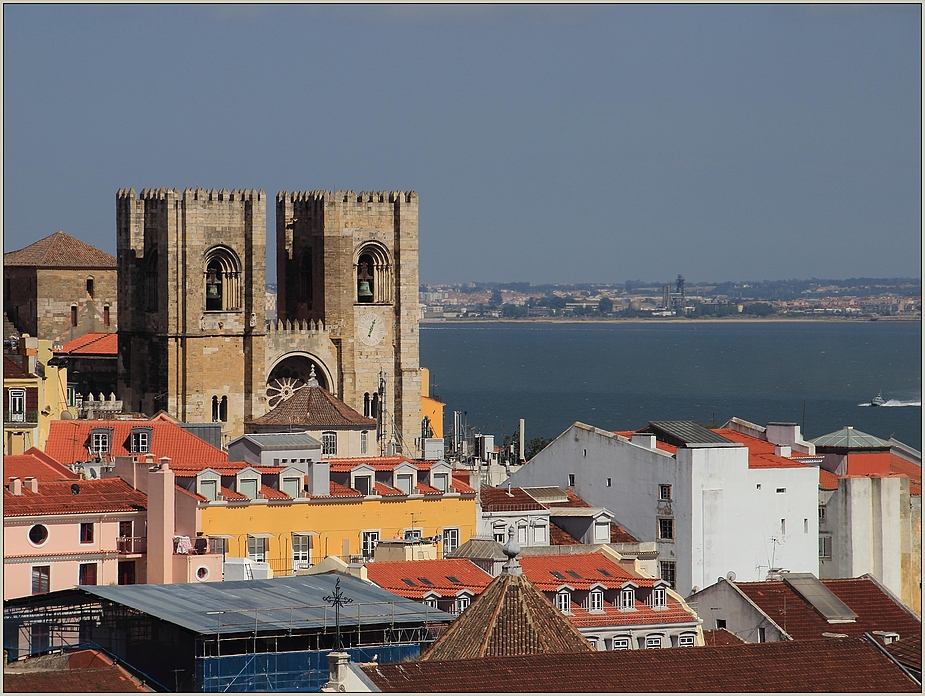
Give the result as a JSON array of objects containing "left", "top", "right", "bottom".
[
  {"left": 29, "top": 524, "right": 49, "bottom": 546},
  {"left": 196, "top": 566, "right": 210, "bottom": 581}
]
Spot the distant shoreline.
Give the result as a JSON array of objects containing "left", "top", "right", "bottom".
[{"left": 421, "top": 315, "right": 922, "bottom": 326}]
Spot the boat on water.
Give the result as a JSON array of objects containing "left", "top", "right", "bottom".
[{"left": 870, "top": 391, "right": 885, "bottom": 407}]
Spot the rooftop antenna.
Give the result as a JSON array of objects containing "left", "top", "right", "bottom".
[{"left": 323, "top": 577, "right": 354, "bottom": 652}]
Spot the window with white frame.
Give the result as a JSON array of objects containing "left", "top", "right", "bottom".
[
  {"left": 657, "top": 517, "right": 674, "bottom": 541},
  {"left": 362, "top": 531, "right": 379, "bottom": 560},
  {"left": 517, "top": 525, "right": 528, "bottom": 545},
  {"left": 659, "top": 484, "right": 672, "bottom": 501},
  {"left": 396, "top": 473, "right": 413, "bottom": 495},
  {"left": 354, "top": 475, "right": 371, "bottom": 496},
  {"left": 281, "top": 476, "right": 301, "bottom": 499},
  {"left": 651, "top": 587, "right": 667, "bottom": 608},
  {"left": 556, "top": 591, "right": 571, "bottom": 613},
  {"left": 589, "top": 590, "right": 604, "bottom": 612},
  {"left": 442, "top": 528, "right": 459, "bottom": 554},
  {"left": 678, "top": 634, "right": 696, "bottom": 647},
  {"left": 455, "top": 595, "right": 470, "bottom": 615},
  {"left": 238, "top": 478, "right": 258, "bottom": 499},
  {"left": 611, "top": 636, "right": 630, "bottom": 650},
  {"left": 424, "top": 598, "right": 438, "bottom": 608},
  {"left": 90, "top": 429, "right": 111, "bottom": 455},
  {"left": 620, "top": 587, "right": 636, "bottom": 610},
  {"left": 360, "top": 431, "right": 368, "bottom": 454},
  {"left": 292, "top": 534, "right": 312, "bottom": 569},
  {"left": 130, "top": 428, "right": 151, "bottom": 454},
  {"left": 8, "top": 389, "right": 25, "bottom": 421},
  {"left": 433, "top": 472, "right": 449, "bottom": 493},
  {"left": 819, "top": 535, "right": 832, "bottom": 559},
  {"left": 322, "top": 432, "right": 337, "bottom": 455},
  {"left": 493, "top": 527, "right": 506, "bottom": 543},
  {"left": 594, "top": 520, "right": 610, "bottom": 543},
  {"left": 645, "top": 635, "right": 663, "bottom": 649},
  {"left": 533, "top": 524, "right": 547, "bottom": 545},
  {"left": 247, "top": 536, "right": 267, "bottom": 562}
]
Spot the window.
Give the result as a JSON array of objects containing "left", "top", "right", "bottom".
[
  {"left": 606, "top": 478, "right": 612, "bottom": 487},
  {"left": 9, "top": 389, "right": 25, "bottom": 422},
  {"left": 219, "top": 396, "right": 227, "bottom": 422},
  {"left": 424, "top": 598, "right": 438, "bottom": 609},
  {"left": 659, "top": 560, "right": 676, "bottom": 589},
  {"left": 678, "top": 634, "right": 696, "bottom": 647},
  {"left": 594, "top": 520, "right": 610, "bottom": 543},
  {"left": 780, "top": 519, "right": 786, "bottom": 535},
  {"left": 819, "top": 505, "right": 826, "bottom": 522},
  {"left": 130, "top": 429, "right": 150, "bottom": 454},
  {"left": 757, "top": 627, "right": 766, "bottom": 643},
  {"left": 204, "top": 246, "right": 242, "bottom": 312},
  {"left": 322, "top": 431, "right": 337, "bottom": 455},
  {"left": 238, "top": 478, "right": 258, "bottom": 499},
  {"left": 247, "top": 536, "right": 267, "bottom": 562},
  {"left": 282, "top": 476, "right": 301, "bottom": 499},
  {"left": 86, "top": 278, "right": 94, "bottom": 297},
  {"left": 776, "top": 487, "right": 786, "bottom": 494},
  {"left": 29, "top": 524, "right": 48, "bottom": 546},
  {"left": 292, "top": 534, "right": 312, "bottom": 569},
  {"left": 803, "top": 518, "right": 808, "bottom": 534},
  {"left": 356, "top": 254, "right": 375, "bottom": 303},
  {"left": 589, "top": 590, "right": 604, "bottom": 612},
  {"left": 404, "top": 529, "right": 422, "bottom": 541},
  {"left": 71, "top": 306, "right": 78, "bottom": 326},
  {"left": 67, "top": 385, "right": 76, "bottom": 407},
  {"left": 568, "top": 473, "right": 575, "bottom": 487},
  {"left": 362, "top": 531, "right": 379, "bottom": 561},
  {"left": 454, "top": 595, "right": 470, "bottom": 615},
  {"left": 659, "top": 484, "right": 672, "bottom": 501},
  {"left": 533, "top": 524, "right": 547, "bottom": 545},
  {"left": 658, "top": 517, "right": 674, "bottom": 541},
  {"left": 433, "top": 472, "right": 449, "bottom": 493},
  {"left": 79, "top": 522, "right": 94, "bottom": 544},
  {"left": 355, "top": 245, "right": 392, "bottom": 304},
  {"left": 90, "top": 429, "right": 110, "bottom": 455},
  {"left": 645, "top": 635, "right": 663, "bottom": 649},
  {"left": 354, "top": 475, "right": 371, "bottom": 496},
  {"left": 442, "top": 528, "right": 459, "bottom": 555},
  {"left": 199, "top": 479, "right": 217, "bottom": 501},
  {"left": 651, "top": 587, "right": 667, "bottom": 608},
  {"left": 31, "top": 566, "right": 50, "bottom": 595},
  {"left": 493, "top": 528, "right": 506, "bottom": 543},
  {"left": 103, "top": 306, "right": 110, "bottom": 326},
  {"left": 612, "top": 637, "right": 630, "bottom": 650},
  {"left": 119, "top": 520, "right": 133, "bottom": 538},
  {"left": 556, "top": 591, "right": 571, "bottom": 613},
  {"left": 716, "top": 619, "right": 727, "bottom": 629},
  {"left": 819, "top": 535, "right": 832, "bottom": 559},
  {"left": 517, "top": 525, "right": 528, "bottom": 545},
  {"left": 620, "top": 587, "right": 636, "bottom": 610},
  {"left": 78, "top": 563, "right": 98, "bottom": 586},
  {"left": 396, "top": 473, "right": 413, "bottom": 495},
  {"left": 360, "top": 430, "right": 368, "bottom": 454}
]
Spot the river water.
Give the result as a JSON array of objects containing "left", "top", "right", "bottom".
[{"left": 420, "top": 320, "right": 922, "bottom": 450}]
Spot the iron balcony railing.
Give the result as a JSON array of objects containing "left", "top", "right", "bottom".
[
  {"left": 117, "top": 536, "right": 147, "bottom": 554},
  {"left": 4, "top": 410, "right": 38, "bottom": 425}
]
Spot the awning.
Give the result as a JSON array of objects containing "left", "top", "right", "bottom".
[
  {"left": 247, "top": 533, "right": 274, "bottom": 539},
  {"left": 207, "top": 534, "right": 234, "bottom": 540},
  {"left": 291, "top": 530, "right": 320, "bottom": 536}
]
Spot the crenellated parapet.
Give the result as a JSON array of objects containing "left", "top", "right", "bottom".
[
  {"left": 266, "top": 318, "right": 327, "bottom": 335},
  {"left": 117, "top": 187, "right": 264, "bottom": 202},
  {"left": 277, "top": 190, "right": 417, "bottom": 207}
]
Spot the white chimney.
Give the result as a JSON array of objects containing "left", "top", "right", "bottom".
[
  {"left": 8, "top": 478, "right": 22, "bottom": 496},
  {"left": 631, "top": 433, "right": 657, "bottom": 449},
  {"left": 23, "top": 477, "right": 38, "bottom": 494}
]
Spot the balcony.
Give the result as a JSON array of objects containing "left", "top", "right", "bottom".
[
  {"left": 4, "top": 410, "right": 38, "bottom": 426},
  {"left": 117, "top": 536, "right": 147, "bottom": 554}
]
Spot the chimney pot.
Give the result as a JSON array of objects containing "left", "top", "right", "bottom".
[
  {"left": 23, "top": 477, "right": 38, "bottom": 494},
  {"left": 159, "top": 457, "right": 171, "bottom": 471},
  {"left": 8, "top": 477, "right": 22, "bottom": 495}
]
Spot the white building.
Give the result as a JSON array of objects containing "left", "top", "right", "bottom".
[{"left": 505, "top": 420, "right": 820, "bottom": 597}]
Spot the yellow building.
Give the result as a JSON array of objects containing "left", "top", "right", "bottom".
[
  {"left": 421, "top": 367, "right": 445, "bottom": 439},
  {"left": 175, "top": 453, "right": 477, "bottom": 576}
]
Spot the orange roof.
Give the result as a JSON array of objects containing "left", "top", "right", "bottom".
[
  {"left": 327, "top": 456, "right": 437, "bottom": 472},
  {"left": 615, "top": 430, "right": 677, "bottom": 454},
  {"left": 56, "top": 332, "right": 118, "bottom": 356},
  {"left": 4, "top": 355, "right": 32, "bottom": 379},
  {"left": 45, "top": 420, "right": 228, "bottom": 468},
  {"left": 519, "top": 553, "right": 654, "bottom": 591},
  {"left": 451, "top": 473, "right": 475, "bottom": 494},
  {"left": 4, "top": 231, "right": 117, "bottom": 269},
  {"left": 819, "top": 468, "right": 839, "bottom": 490},
  {"left": 366, "top": 559, "right": 493, "bottom": 599},
  {"left": 566, "top": 601, "right": 697, "bottom": 628},
  {"left": 4, "top": 448, "right": 78, "bottom": 481},
  {"left": 4, "top": 479, "right": 146, "bottom": 517}
]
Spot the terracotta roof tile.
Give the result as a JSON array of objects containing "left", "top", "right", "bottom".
[
  {"left": 519, "top": 554, "right": 654, "bottom": 591},
  {"left": 415, "top": 482, "right": 441, "bottom": 495},
  {"left": 567, "top": 602, "right": 698, "bottom": 628},
  {"left": 4, "top": 231, "right": 117, "bottom": 269},
  {"left": 3, "top": 648, "right": 151, "bottom": 692},
  {"left": 480, "top": 486, "right": 545, "bottom": 512},
  {"left": 735, "top": 575, "right": 921, "bottom": 642},
  {"left": 548, "top": 521, "right": 582, "bottom": 545},
  {"left": 362, "top": 637, "right": 919, "bottom": 692},
  {"left": 220, "top": 486, "right": 247, "bottom": 501},
  {"left": 260, "top": 484, "right": 291, "bottom": 500},
  {"left": 45, "top": 419, "right": 228, "bottom": 468},
  {"left": 702, "top": 627, "right": 747, "bottom": 646},
  {"left": 3, "top": 478, "right": 146, "bottom": 517},
  {"left": 4, "top": 448, "right": 78, "bottom": 481},
  {"left": 366, "top": 559, "right": 493, "bottom": 600},
  {"left": 175, "top": 485, "right": 207, "bottom": 502},
  {"left": 4, "top": 355, "right": 31, "bottom": 378},
  {"left": 328, "top": 456, "right": 424, "bottom": 472},
  {"left": 315, "top": 481, "right": 363, "bottom": 498},
  {"left": 56, "top": 332, "right": 118, "bottom": 356},
  {"left": 450, "top": 473, "right": 475, "bottom": 494},
  {"left": 885, "top": 634, "right": 921, "bottom": 672},
  {"left": 246, "top": 385, "right": 375, "bottom": 428},
  {"left": 373, "top": 482, "right": 405, "bottom": 496},
  {"left": 819, "top": 468, "right": 839, "bottom": 490},
  {"left": 610, "top": 523, "right": 639, "bottom": 543}
]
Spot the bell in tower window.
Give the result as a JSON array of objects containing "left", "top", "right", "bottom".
[
  {"left": 357, "top": 255, "right": 374, "bottom": 303},
  {"left": 206, "top": 262, "right": 223, "bottom": 311}
]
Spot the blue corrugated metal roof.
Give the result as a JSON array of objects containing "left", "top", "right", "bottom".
[{"left": 81, "top": 573, "right": 454, "bottom": 636}]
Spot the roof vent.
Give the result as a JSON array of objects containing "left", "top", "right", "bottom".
[
  {"left": 8, "top": 477, "right": 22, "bottom": 496},
  {"left": 71, "top": 483, "right": 80, "bottom": 495}
]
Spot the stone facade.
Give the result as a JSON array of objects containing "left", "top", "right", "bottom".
[{"left": 117, "top": 187, "right": 422, "bottom": 453}]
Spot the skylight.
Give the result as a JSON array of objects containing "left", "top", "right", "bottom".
[
  {"left": 418, "top": 577, "right": 434, "bottom": 586},
  {"left": 550, "top": 571, "right": 565, "bottom": 579},
  {"left": 566, "top": 570, "right": 581, "bottom": 579},
  {"left": 402, "top": 578, "right": 416, "bottom": 587},
  {"left": 598, "top": 568, "right": 612, "bottom": 577},
  {"left": 446, "top": 576, "right": 461, "bottom": 584}
]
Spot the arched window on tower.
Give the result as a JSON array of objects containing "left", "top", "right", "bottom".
[
  {"left": 86, "top": 277, "right": 94, "bottom": 298},
  {"left": 220, "top": 396, "right": 228, "bottom": 423},
  {"left": 300, "top": 248, "right": 313, "bottom": 309},
  {"left": 371, "top": 393, "right": 379, "bottom": 419},
  {"left": 364, "top": 393, "right": 370, "bottom": 417},
  {"left": 212, "top": 396, "right": 219, "bottom": 423},
  {"left": 204, "top": 246, "right": 242, "bottom": 312},
  {"left": 356, "top": 253, "right": 375, "bottom": 304},
  {"left": 355, "top": 243, "right": 392, "bottom": 304}
]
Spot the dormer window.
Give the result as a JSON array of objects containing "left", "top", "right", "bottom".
[
  {"left": 238, "top": 478, "right": 258, "bottom": 499},
  {"left": 556, "top": 590, "right": 571, "bottom": 614},
  {"left": 396, "top": 473, "right": 413, "bottom": 495},
  {"left": 651, "top": 587, "right": 667, "bottom": 609},
  {"left": 433, "top": 472, "right": 449, "bottom": 493},
  {"left": 589, "top": 590, "right": 604, "bottom": 612},
  {"left": 454, "top": 594, "right": 471, "bottom": 615},
  {"left": 130, "top": 427, "right": 152, "bottom": 454},
  {"left": 90, "top": 428, "right": 112, "bottom": 455},
  {"left": 354, "top": 475, "right": 371, "bottom": 496},
  {"left": 281, "top": 476, "right": 302, "bottom": 499},
  {"left": 620, "top": 587, "right": 636, "bottom": 610},
  {"left": 199, "top": 479, "right": 217, "bottom": 501}
]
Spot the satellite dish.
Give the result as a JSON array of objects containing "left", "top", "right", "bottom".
[
  {"left": 726, "top": 571, "right": 737, "bottom": 581},
  {"left": 60, "top": 411, "right": 74, "bottom": 420},
  {"left": 71, "top": 483, "right": 80, "bottom": 495}
]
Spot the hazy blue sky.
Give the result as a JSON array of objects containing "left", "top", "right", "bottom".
[{"left": 4, "top": 4, "right": 921, "bottom": 284}]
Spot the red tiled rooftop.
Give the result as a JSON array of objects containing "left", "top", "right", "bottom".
[
  {"left": 56, "top": 332, "right": 118, "bottom": 356},
  {"left": 702, "top": 627, "right": 747, "bottom": 646},
  {"left": 219, "top": 486, "right": 247, "bottom": 501},
  {"left": 450, "top": 473, "right": 475, "bottom": 494},
  {"left": 4, "top": 478, "right": 146, "bottom": 517},
  {"left": 479, "top": 486, "right": 545, "bottom": 512},
  {"left": 366, "top": 559, "right": 493, "bottom": 599},
  {"left": 4, "top": 355, "right": 32, "bottom": 379},
  {"left": 4, "top": 231, "right": 117, "bottom": 269},
  {"left": 519, "top": 553, "right": 653, "bottom": 591},
  {"left": 327, "top": 456, "right": 437, "bottom": 472},
  {"left": 885, "top": 634, "right": 922, "bottom": 672},
  {"left": 373, "top": 481, "right": 405, "bottom": 497},
  {"left": 566, "top": 601, "right": 697, "bottom": 628},
  {"left": 246, "top": 384, "right": 375, "bottom": 428},
  {"left": 548, "top": 521, "right": 582, "bottom": 546},
  {"left": 318, "top": 480, "right": 364, "bottom": 498},
  {"left": 260, "top": 484, "right": 292, "bottom": 500},
  {"left": 5, "top": 448, "right": 78, "bottom": 481},
  {"left": 45, "top": 419, "right": 228, "bottom": 468},
  {"left": 735, "top": 575, "right": 921, "bottom": 642}
]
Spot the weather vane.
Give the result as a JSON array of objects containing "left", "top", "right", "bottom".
[{"left": 323, "top": 577, "right": 354, "bottom": 651}]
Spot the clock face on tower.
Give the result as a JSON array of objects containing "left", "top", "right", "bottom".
[{"left": 358, "top": 312, "right": 385, "bottom": 346}]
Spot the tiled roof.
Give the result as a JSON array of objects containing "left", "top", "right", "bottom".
[
  {"left": 4, "top": 231, "right": 117, "bottom": 269},
  {"left": 885, "top": 634, "right": 922, "bottom": 672},
  {"left": 246, "top": 385, "right": 375, "bottom": 428},
  {"left": 328, "top": 456, "right": 428, "bottom": 472},
  {"left": 552, "top": 489, "right": 594, "bottom": 508},
  {"left": 365, "top": 559, "right": 493, "bottom": 600},
  {"left": 479, "top": 486, "right": 545, "bottom": 512},
  {"left": 819, "top": 468, "right": 839, "bottom": 490},
  {"left": 176, "top": 485, "right": 207, "bottom": 502},
  {"left": 447, "top": 537, "right": 506, "bottom": 562},
  {"left": 610, "top": 523, "right": 639, "bottom": 543},
  {"left": 5, "top": 448, "right": 78, "bottom": 481},
  {"left": 734, "top": 575, "right": 921, "bottom": 642},
  {"left": 519, "top": 553, "right": 654, "bottom": 591},
  {"left": 415, "top": 481, "right": 441, "bottom": 495},
  {"left": 702, "top": 627, "right": 747, "bottom": 646},
  {"left": 450, "top": 473, "right": 475, "bottom": 494},
  {"left": 171, "top": 465, "right": 282, "bottom": 476},
  {"left": 56, "top": 332, "right": 118, "bottom": 356},
  {"left": 4, "top": 355, "right": 31, "bottom": 379},
  {"left": 421, "top": 569, "right": 595, "bottom": 660},
  {"left": 260, "top": 484, "right": 291, "bottom": 500},
  {"left": 361, "top": 637, "right": 919, "bottom": 692},
  {"left": 220, "top": 486, "right": 247, "bottom": 501},
  {"left": 548, "top": 521, "right": 582, "bottom": 545},
  {"left": 320, "top": 481, "right": 364, "bottom": 498},
  {"left": 4, "top": 479, "right": 146, "bottom": 517},
  {"left": 3, "top": 648, "right": 151, "bottom": 693},
  {"left": 45, "top": 419, "right": 228, "bottom": 468},
  {"left": 373, "top": 481, "right": 405, "bottom": 496},
  {"left": 566, "top": 602, "right": 698, "bottom": 628}
]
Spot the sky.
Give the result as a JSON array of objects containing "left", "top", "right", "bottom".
[{"left": 3, "top": 4, "right": 921, "bottom": 285}]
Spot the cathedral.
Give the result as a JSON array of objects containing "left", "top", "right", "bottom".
[{"left": 116, "top": 187, "right": 422, "bottom": 454}]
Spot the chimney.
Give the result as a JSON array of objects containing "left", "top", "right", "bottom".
[
  {"left": 147, "top": 455, "right": 176, "bottom": 584},
  {"left": 23, "top": 477, "right": 38, "bottom": 494},
  {"left": 631, "top": 433, "right": 657, "bottom": 449},
  {"left": 8, "top": 477, "right": 22, "bottom": 496},
  {"left": 774, "top": 445, "right": 792, "bottom": 458}
]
